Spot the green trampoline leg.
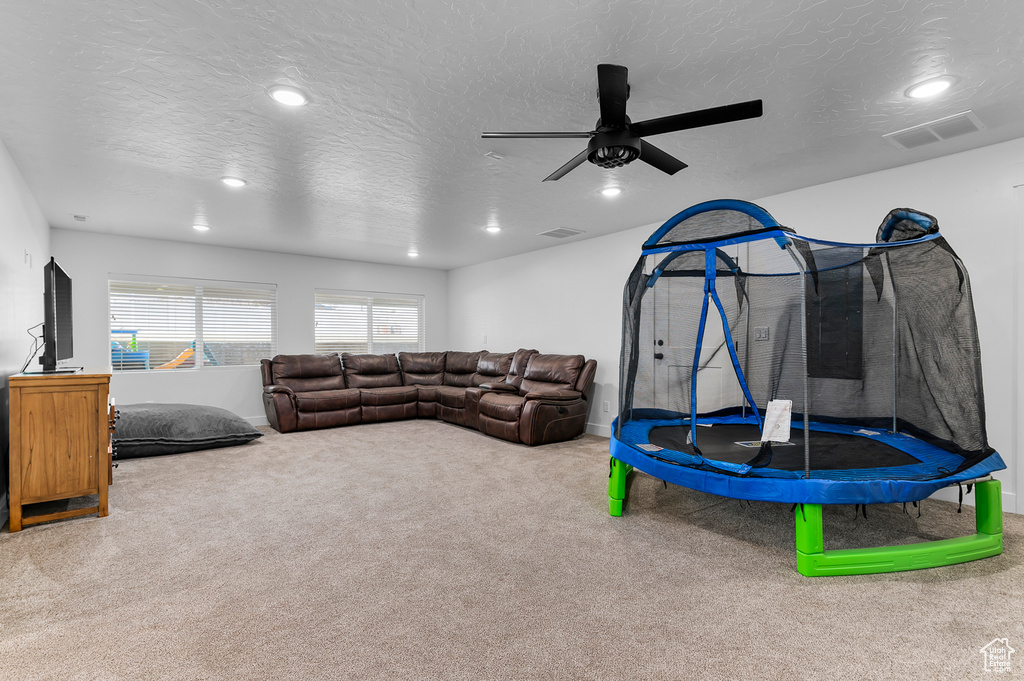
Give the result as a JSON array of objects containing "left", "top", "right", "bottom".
[
  {"left": 795, "top": 479, "right": 1004, "bottom": 577},
  {"left": 608, "top": 457, "right": 633, "bottom": 517}
]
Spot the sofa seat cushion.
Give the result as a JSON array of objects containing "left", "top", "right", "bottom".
[
  {"left": 435, "top": 385, "right": 469, "bottom": 408},
  {"left": 478, "top": 392, "right": 526, "bottom": 422},
  {"left": 416, "top": 385, "right": 439, "bottom": 403},
  {"left": 295, "top": 389, "right": 361, "bottom": 412},
  {"left": 359, "top": 385, "right": 419, "bottom": 406}
]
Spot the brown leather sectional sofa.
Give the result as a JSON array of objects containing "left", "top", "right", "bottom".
[{"left": 260, "top": 349, "right": 597, "bottom": 446}]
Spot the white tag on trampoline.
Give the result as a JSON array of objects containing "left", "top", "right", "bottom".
[
  {"left": 637, "top": 443, "right": 663, "bottom": 452},
  {"left": 761, "top": 399, "right": 793, "bottom": 443},
  {"left": 855, "top": 428, "right": 880, "bottom": 436}
]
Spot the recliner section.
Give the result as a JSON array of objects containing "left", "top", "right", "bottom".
[
  {"left": 342, "top": 353, "right": 419, "bottom": 422},
  {"left": 477, "top": 353, "right": 597, "bottom": 445},
  {"left": 260, "top": 348, "right": 597, "bottom": 446}
]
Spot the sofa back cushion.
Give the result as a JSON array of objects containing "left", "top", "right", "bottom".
[
  {"left": 399, "top": 351, "right": 447, "bottom": 385},
  {"left": 271, "top": 353, "right": 347, "bottom": 392},
  {"left": 342, "top": 353, "right": 402, "bottom": 388},
  {"left": 473, "top": 351, "right": 513, "bottom": 386},
  {"left": 506, "top": 348, "right": 539, "bottom": 389},
  {"left": 444, "top": 350, "right": 485, "bottom": 387},
  {"left": 519, "top": 354, "right": 585, "bottom": 394}
]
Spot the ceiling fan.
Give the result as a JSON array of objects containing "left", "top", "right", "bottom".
[{"left": 482, "top": 64, "right": 763, "bottom": 182}]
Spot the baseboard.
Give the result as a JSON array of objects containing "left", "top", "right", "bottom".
[{"left": 246, "top": 415, "right": 270, "bottom": 427}]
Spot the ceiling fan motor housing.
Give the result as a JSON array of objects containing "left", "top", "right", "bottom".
[{"left": 587, "top": 129, "right": 641, "bottom": 169}]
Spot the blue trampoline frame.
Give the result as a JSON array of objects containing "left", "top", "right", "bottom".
[{"left": 612, "top": 415, "right": 1005, "bottom": 505}]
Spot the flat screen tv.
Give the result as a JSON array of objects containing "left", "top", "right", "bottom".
[{"left": 40, "top": 256, "right": 74, "bottom": 373}]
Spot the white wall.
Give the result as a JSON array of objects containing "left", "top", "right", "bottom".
[
  {"left": 448, "top": 137, "right": 1024, "bottom": 513},
  {"left": 0, "top": 140, "right": 51, "bottom": 526},
  {"left": 52, "top": 230, "right": 448, "bottom": 424},
  {"left": 448, "top": 224, "right": 655, "bottom": 438}
]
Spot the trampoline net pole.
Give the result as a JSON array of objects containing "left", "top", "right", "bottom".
[
  {"left": 888, "top": 250, "right": 898, "bottom": 434},
  {"left": 784, "top": 242, "right": 811, "bottom": 478},
  {"left": 742, "top": 242, "right": 750, "bottom": 421}
]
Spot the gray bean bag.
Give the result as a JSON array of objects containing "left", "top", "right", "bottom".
[{"left": 113, "top": 403, "right": 263, "bottom": 459}]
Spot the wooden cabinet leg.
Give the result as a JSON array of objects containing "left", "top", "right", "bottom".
[{"left": 10, "top": 504, "right": 22, "bottom": 533}]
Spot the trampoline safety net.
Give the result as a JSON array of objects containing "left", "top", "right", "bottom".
[{"left": 616, "top": 199, "right": 996, "bottom": 482}]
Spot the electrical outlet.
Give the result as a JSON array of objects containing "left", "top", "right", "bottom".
[
  {"left": 482, "top": 335, "right": 487, "bottom": 345},
  {"left": 754, "top": 327, "right": 770, "bottom": 341},
  {"left": 602, "top": 401, "right": 610, "bottom": 413}
]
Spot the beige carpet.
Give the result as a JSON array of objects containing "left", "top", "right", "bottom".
[{"left": 1, "top": 420, "right": 1021, "bottom": 680}]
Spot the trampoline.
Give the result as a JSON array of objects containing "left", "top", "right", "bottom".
[{"left": 609, "top": 199, "right": 1005, "bottom": 576}]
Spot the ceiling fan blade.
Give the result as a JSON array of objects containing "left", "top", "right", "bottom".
[
  {"left": 639, "top": 140, "right": 688, "bottom": 175},
  {"left": 633, "top": 99, "right": 763, "bottom": 138},
  {"left": 481, "top": 131, "right": 592, "bottom": 139},
  {"left": 543, "top": 148, "right": 591, "bottom": 182},
  {"left": 597, "top": 64, "right": 629, "bottom": 128}
]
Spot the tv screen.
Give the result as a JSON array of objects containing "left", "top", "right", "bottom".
[{"left": 41, "top": 256, "right": 73, "bottom": 372}]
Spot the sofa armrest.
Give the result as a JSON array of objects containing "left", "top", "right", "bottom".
[
  {"left": 264, "top": 384, "right": 297, "bottom": 410},
  {"left": 524, "top": 389, "right": 582, "bottom": 402},
  {"left": 262, "top": 384, "right": 298, "bottom": 432},
  {"left": 480, "top": 383, "right": 518, "bottom": 393}
]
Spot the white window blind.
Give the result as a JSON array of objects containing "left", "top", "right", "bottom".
[
  {"left": 109, "top": 277, "right": 276, "bottom": 372},
  {"left": 315, "top": 290, "right": 425, "bottom": 355}
]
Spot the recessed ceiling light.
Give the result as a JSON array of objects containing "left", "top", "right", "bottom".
[
  {"left": 192, "top": 224, "right": 210, "bottom": 232},
  {"left": 906, "top": 76, "right": 955, "bottom": 100},
  {"left": 220, "top": 176, "right": 247, "bottom": 188},
  {"left": 269, "top": 85, "right": 308, "bottom": 106},
  {"left": 602, "top": 186, "right": 622, "bottom": 197},
  {"left": 407, "top": 250, "right": 419, "bottom": 258},
  {"left": 486, "top": 225, "right": 501, "bottom": 233}
]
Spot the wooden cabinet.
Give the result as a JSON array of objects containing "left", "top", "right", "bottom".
[{"left": 8, "top": 372, "right": 112, "bottom": 532}]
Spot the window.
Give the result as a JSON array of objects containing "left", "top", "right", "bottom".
[
  {"left": 315, "top": 290, "right": 424, "bottom": 355},
  {"left": 109, "top": 277, "right": 276, "bottom": 371}
]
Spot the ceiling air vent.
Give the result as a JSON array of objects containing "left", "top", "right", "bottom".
[
  {"left": 538, "top": 227, "right": 584, "bottom": 239},
  {"left": 884, "top": 110, "right": 985, "bottom": 150}
]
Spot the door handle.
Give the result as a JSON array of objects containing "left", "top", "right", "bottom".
[{"left": 654, "top": 353, "right": 664, "bottom": 360}]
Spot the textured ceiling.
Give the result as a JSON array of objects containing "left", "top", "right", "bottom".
[{"left": 1, "top": 0, "right": 1023, "bottom": 269}]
